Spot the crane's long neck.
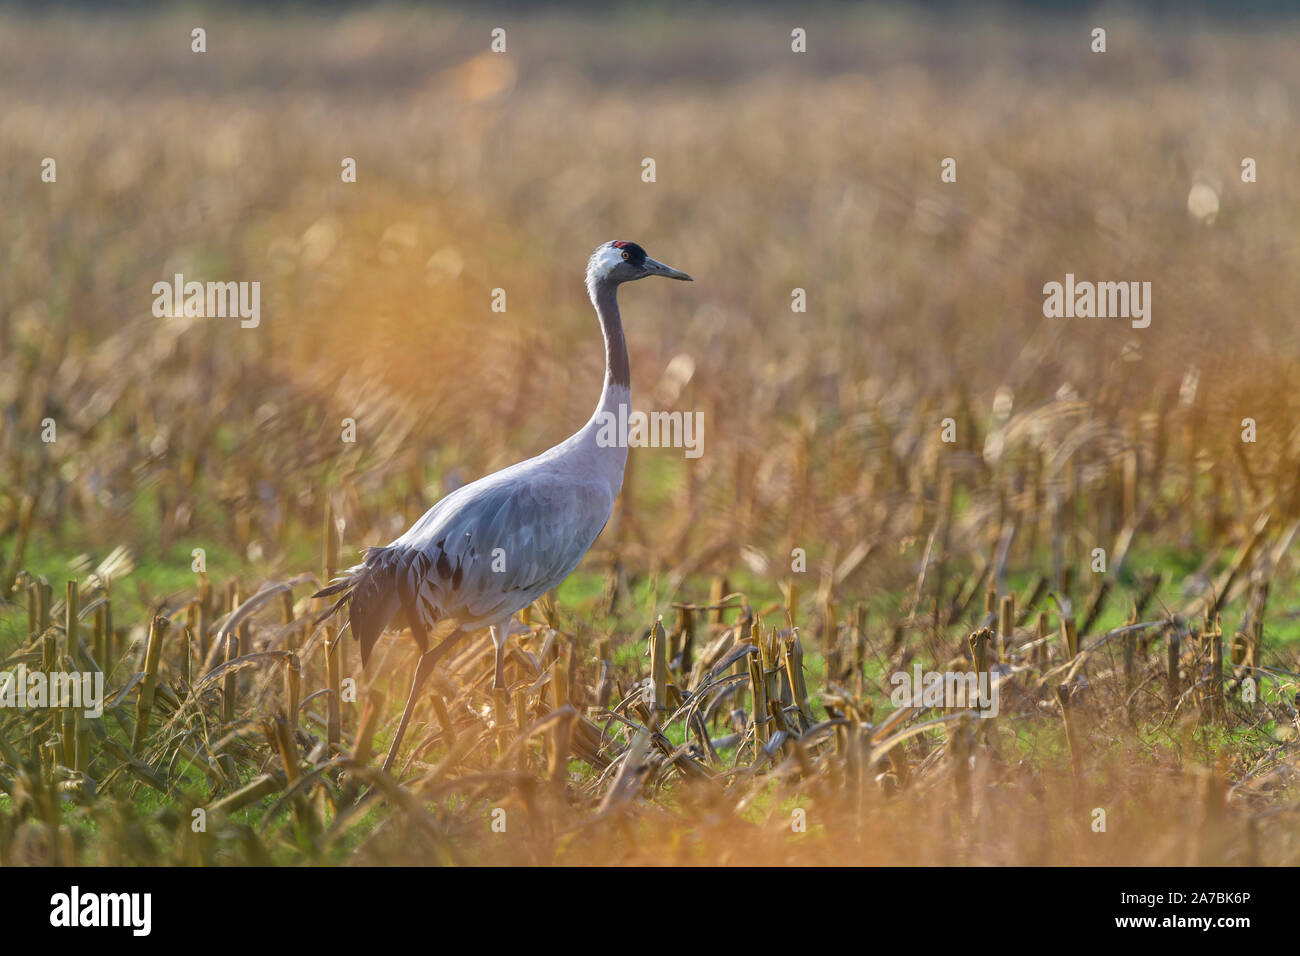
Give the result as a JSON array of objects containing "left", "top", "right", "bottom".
[
  {"left": 570, "top": 277, "right": 630, "bottom": 489},
  {"left": 591, "top": 279, "right": 630, "bottom": 416}
]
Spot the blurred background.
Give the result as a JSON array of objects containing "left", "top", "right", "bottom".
[
  {"left": 4, "top": 3, "right": 1298, "bottom": 602},
  {"left": 3, "top": 2, "right": 1300, "bottom": 864}
]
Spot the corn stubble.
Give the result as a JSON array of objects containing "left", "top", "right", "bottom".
[
  {"left": 2, "top": 12, "right": 1300, "bottom": 866},
  {"left": 0, "top": 478, "right": 1296, "bottom": 866}
]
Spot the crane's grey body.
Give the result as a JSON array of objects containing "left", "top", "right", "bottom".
[
  {"left": 314, "top": 240, "right": 691, "bottom": 773},
  {"left": 341, "top": 403, "right": 624, "bottom": 666}
]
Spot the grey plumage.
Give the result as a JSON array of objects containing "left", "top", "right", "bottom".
[{"left": 316, "top": 466, "right": 615, "bottom": 668}]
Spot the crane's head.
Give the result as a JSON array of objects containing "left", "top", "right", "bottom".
[{"left": 586, "top": 240, "right": 693, "bottom": 294}]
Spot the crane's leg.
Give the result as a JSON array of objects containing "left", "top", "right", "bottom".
[
  {"left": 381, "top": 631, "right": 465, "bottom": 776},
  {"left": 489, "top": 622, "right": 508, "bottom": 690}
]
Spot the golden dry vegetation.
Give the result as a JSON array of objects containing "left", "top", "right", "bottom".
[{"left": 2, "top": 8, "right": 1300, "bottom": 865}]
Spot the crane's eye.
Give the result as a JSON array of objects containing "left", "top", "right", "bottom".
[{"left": 621, "top": 251, "right": 630, "bottom": 260}]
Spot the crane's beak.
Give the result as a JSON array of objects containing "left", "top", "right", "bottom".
[{"left": 643, "top": 257, "right": 693, "bottom": 281}]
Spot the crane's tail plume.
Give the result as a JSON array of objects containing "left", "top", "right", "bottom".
[
  {"left": 311, "top": 577, "right": 353, "bottom": 619},
  {"left": 312, "top": 548, "right": 404, "bottom": 668}
]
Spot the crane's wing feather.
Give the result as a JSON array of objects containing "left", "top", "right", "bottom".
[
  {"left": 315, "top": 462, "right": 617, "bottom": 667},
  {"left": 399, "top": 468, "right": 615, "bottom": 627}
]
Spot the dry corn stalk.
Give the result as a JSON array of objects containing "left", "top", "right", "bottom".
[{"left": 131, "top": 615, "right": 169, "bottom": 755}]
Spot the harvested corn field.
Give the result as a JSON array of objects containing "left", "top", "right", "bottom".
[{"left": 2, "top": 6, "right": 1300, "bottom": 876}]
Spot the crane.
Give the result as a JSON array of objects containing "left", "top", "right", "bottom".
[{"left": 314, "top": 240, "right": 693, "bottom": 773}]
